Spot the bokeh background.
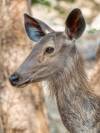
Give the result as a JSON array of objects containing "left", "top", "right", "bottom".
[{"left": 0, "top": 0, "right": 100, "bottom": 133}]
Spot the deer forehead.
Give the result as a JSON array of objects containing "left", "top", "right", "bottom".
[{"left": 37, "top": 32, "right": 74, "bottom": 48}]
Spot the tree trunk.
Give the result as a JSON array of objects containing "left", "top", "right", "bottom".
[{"left": 0, "top": 0, "right": 49, "bottom": 133}]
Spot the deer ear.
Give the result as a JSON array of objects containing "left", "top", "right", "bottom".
[
  {"left": 65, "top": 8, "right": 86, "bottom": 39},
  {"left": 24, "top": 14, "right": 54, "bottom": 42}
]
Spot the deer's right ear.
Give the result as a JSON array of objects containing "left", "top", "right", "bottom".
[
  {"left": 65, "top": 8, "right": 86, "bottom": 40},
  {"left": 24, "top": 14, "right": 53, "bottom": 42}
]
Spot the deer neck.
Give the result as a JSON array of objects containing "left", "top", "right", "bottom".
[{"left": 47, "top": 50, "right": 99, "bottom": 132}]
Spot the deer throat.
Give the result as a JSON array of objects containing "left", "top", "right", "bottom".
[{"left": 47, "top": 55, "right": 100, "bottom": 132}]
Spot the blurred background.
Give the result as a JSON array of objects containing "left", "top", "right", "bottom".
[{"left": 0, "top": 0, "right": 100, "bottom": 133}]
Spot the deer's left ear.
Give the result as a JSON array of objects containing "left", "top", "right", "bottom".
[
  {"left": 24, "top": 14, "right": 48, "bottom": 42},
  {"left": 65, "top": 8, "right": 86, "bottom": 39},
  {"left": 24, "top": 14, "right": 45, "bottom": 42}
]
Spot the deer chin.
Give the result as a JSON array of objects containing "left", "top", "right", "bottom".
[{"left": 15, "top": 79, "right": 42, "bottom": 88}]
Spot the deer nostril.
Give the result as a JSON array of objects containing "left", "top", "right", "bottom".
[{"left": 9, "top": 73, "right": 20, "bottom": 86}]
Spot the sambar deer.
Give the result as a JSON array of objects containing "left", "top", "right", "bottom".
[{"left": 9, "top": 9, "right": 100, "bottom": 133}]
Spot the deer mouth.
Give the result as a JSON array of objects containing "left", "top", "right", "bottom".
[
  {"left": 9, "top": 75, "right": 31, "bottom": 87},
  {"left": 9, "top": 72, "right": 44, "bottom": 87},
  {"left": 15, "top": 79, "right": 31, "bottom": 87},
  {"left": 15, "top": 77, "right": 44, "bottom": 87}
]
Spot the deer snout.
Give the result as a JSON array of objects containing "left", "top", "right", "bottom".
[{"left": 9, "top": 73, "right": 20, "bottom": 86}]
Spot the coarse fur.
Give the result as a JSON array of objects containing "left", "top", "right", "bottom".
[{"left": 48, "top": 47, "right": 100, "bottom": 132}]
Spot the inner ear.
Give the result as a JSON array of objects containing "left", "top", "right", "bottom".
[
  {"left": 65, "top": 8, "right": 86, "bottom": 39},
  {"left": 24, "top": 14, "right": 45, "bottom": 42}
]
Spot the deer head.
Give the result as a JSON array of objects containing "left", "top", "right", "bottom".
[{"left": 9, "top": 8, "right": 86, "bottom": 87}]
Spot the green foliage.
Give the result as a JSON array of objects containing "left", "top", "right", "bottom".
[
  {"left": 64, "top": 0, "right": 75, "bottom": 2},
  {"left": 32, "top": 0, "right": 51, "bottom": 6},
  {"left": 88, "top": 29, "right": 100, "bottom": 34}
]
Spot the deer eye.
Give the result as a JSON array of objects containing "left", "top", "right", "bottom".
[{"left": 45, "top": 47, "right": 54, "bottom": 54}]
